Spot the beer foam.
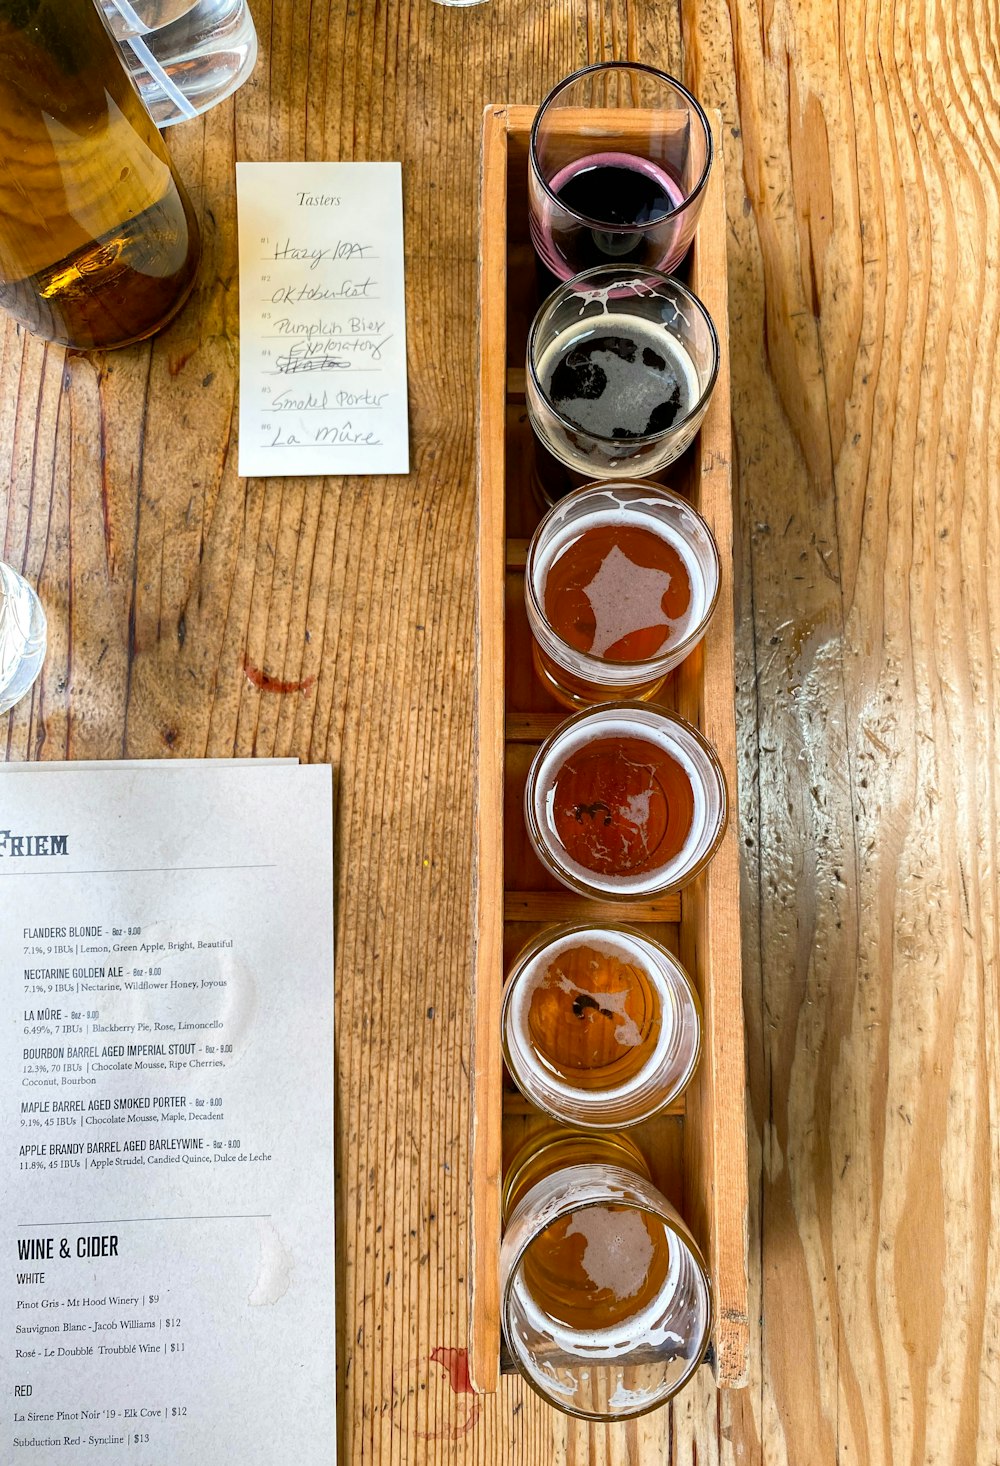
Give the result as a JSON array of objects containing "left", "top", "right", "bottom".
[
  {"left": 532, "top": 496, "right": 713, "bottom": 637},
  {"left": 564, "top": 1205, "right": 654, "bottom": 1301},
  {"left": 531, "top": 713, "right": 723, "bottom": 895},
  {"left": 584, "top": 544, "right": 674, "bottom": 657},
  {"left": 538, "top": 313, "right": 701, "bottom": 441}
]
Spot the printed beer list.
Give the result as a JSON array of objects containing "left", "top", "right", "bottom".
[
  {"left": 0, "top": 762, "right": 336, "bottom": 1465},
  {"left": 237, "top": 161, "right": 409, "bottom": 478}
]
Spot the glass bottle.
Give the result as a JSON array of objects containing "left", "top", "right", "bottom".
[{"left": 0, "top": 0, "right": 201, "bottom": 350}]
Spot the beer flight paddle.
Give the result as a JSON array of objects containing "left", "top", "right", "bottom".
[{"left": 474, "top": 91, "right": 747, "bottom": 1410}]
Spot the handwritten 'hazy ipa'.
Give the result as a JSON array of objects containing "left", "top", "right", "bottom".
[
  {"left": 525, "top": 481, "right": 720, "bottom": 708},
  {"left": 502, "top": 924, "right": 702, "bottom": 1127},
  {"left": 500, "top": 1126, "right": 713, "bottom": 1420},
  {"left": 525, "top": 703, "right": 727, "bottom": 900}
]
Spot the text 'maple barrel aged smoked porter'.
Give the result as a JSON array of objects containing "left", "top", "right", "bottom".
[{"left": 0, "top": 0, "right": 200, "bottom": 349}]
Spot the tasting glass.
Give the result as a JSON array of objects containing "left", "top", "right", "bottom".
[
  {"left": 526, "top": 266, "right": 719, "bottom": 483},
  {"left": 502, "top": 923, "right": 702, "bottom": 1128},
  {"left": 501, "top": 1126, "right": 713, "bottom": 1419},
  {"left": 525, "top": 480, "right": 720, "bottom": 710},
  {"left": 524, "top": 702, "right": 728, "bottom": 901},
  {"left": 529, "top": 62, "right": 712, "bottom": 281},
  {"left": 0, "top": 563, "right": 47, "bottom": 716}
]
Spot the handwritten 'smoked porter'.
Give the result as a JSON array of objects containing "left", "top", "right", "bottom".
[
  {"left": 526, "top": 267, "right": 719, "bottom": 487},
  {"left": 524, "top": 703, "right": 727, "bottom": 900},
  {"left": 502, "top": 923, "right": 702, "bottom": 1128},
  {"left": 528, "top": 63, "right": 713, "bottom": 282},
  {"left": 500, "top": 1125, "right": 713, "bottom": 1419},
  {"left": 525, "top": 481, "right": 720, "bottom": 709}
]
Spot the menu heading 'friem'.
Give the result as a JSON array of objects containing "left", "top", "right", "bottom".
[{"left": 0, "top": 830, "right": 69, "bottom": 857}]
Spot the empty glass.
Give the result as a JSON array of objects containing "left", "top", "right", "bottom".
[
  {"left": 526, "top": 266, "right": 719, "bottom": 483},
  {"left": 501, "top": 1126, "right": 713, "bottom": 1418},
  {"left": 0, "top": 563, "right": 47, "bottom": 716},
  {"left": 525, "top": 480, "right": 721, "bottom": 709},
  {"left": 502, "top": 923, "right": 702, "bottom": 1128},
  {"left": 529, "top": 63, "right": 712, "bottom": 282}
]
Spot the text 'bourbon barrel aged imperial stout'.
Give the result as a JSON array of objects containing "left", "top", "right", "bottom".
[{"left": 0, "top": 0, "right": 200, "bottom": 349}]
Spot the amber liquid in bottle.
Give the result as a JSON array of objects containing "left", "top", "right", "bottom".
[{"left": 0, "top": 0, "right": 200, "bottom": 349}]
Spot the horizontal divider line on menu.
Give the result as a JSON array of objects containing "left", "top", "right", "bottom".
[{"left": 503, "top": 891, "right": 682, "bottom": 924}]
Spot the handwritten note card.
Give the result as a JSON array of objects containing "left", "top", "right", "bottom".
[{"left": 236, "top": 161, "right": 409, "bottom": 478}]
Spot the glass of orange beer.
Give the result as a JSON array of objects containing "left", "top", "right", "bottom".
[
  {"left": 524, "top": 703, "right": 728, "bottom": 899},
  {"left": 500, "top": 1126, "right": 712, "bottom": 1418},
  {"left": 502, "top": 923, "right": 702, "bottom": 1128},
  {"left": 524, "top": 480, "right": 720, "bottom": 709}
]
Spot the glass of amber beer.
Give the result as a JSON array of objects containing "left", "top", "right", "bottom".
[
  {"left": 525, "top": 703, "right": 727, "bottom": 899},
  {"left": 525, "top": 480, "right": 720, "bottom": 709},
  {"left": 500, "top": 1126, "right": 712, "bottom": 1418},
  {"left": 502, "top": 924, "right": 702, "bottom": 1127}
]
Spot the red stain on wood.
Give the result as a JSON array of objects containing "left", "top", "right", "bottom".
[
  {"left": 429, "top": 1346, "right": 474, "bottom": 1394},
  {"left": 242, "top": 656, "right": 316, "bottom": 695},
  {"left": 391, "top": 1348, "right": 482, "bottom": 1443},
  {"left": 407, "top": 1348, "right": 481, "bottom": 1439}
]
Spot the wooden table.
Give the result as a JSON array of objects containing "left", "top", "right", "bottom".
[{"left": 2, "top": 2, "right": 996, "bottom": 1462}]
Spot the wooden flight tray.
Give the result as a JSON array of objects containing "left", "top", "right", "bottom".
[{"left": 472, "top": 104, "right": 749, "bottom": 1394}]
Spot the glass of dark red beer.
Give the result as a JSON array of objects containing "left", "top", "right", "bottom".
[{"left": 529, "top": 62, "right": 713, "bottom": 282}]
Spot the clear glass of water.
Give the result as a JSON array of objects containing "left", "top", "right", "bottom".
[
  {"left": 100, "top": 0, "right": 258, "bottom": 127},
  {"left": 99, "top": 0, "right": 202, "bottom": 36},
  {"left": 0, "top": 563, "right": 47, "bottom": 716}
]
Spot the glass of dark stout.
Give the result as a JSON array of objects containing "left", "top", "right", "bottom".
[
  {"left": 500, "top": 1125, "right": 713, "bottom": 1419},
  {"left": 502, "top": 923, "right": 702, "bottom": 1128},
  {"left": 524, "top": 702, "right": 728, "bottom": 900},
  {"left": 529, "top": 62, "right": 712, "bottom": 282},
  {"left": 526, "top": 266, "right": 719, "bottom": 484},
  {"left": 524, "top": 481, "right": 720, "bottom": 709}
]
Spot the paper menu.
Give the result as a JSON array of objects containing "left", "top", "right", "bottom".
[
  {"left": 237, "top": 161, "right": 409, "bottom": 478},
  {"left": 0, "top": 763, "right": 336, "bottom": 1465}
]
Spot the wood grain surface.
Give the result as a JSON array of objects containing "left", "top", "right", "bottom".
[{"left": 2, "top": 1, "right": 997, "bottom": 1463}]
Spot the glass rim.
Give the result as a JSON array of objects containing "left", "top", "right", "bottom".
[
  {"left": 529, "top": 61, "right": 714, "bottom": 232},
  {"left": 501, "top": 1122, "right": 650, "bottom": 1218},
  {"left": 500, "top": 1160, "right": 714, "bottom": 1421},
  {"left": 500, "top": 921, "right": 704, "bottom": 1129},
  {"left": 524, "top": 701, "right": 729, "bottom": 899},
  {"left": 527, "top": 266, "right": 720, "bottom": 448},
  {"left": 524, "top": 478, "right": 722, "bottom": 678}
]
